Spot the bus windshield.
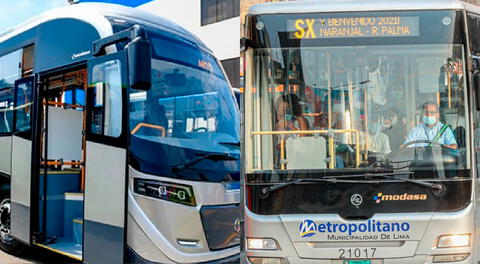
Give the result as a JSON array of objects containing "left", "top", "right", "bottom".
[
  {"left": 129, "top": 36, "right": 240, "bottom": 182},
  {"left": 246, "top": 10, "right": 470, "bottom": 181}
]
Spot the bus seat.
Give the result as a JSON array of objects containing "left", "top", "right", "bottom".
[
  {"left": 285, "top": 136, "right": 327, "bottom": 169},
  {"left": 454, "top": 126, "right": 465, "bottom": 148}
]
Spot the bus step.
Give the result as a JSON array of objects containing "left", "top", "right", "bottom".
[
  {"left": 63, "top": 193, "right": 83, "bottom": 240},
  {"left": 36, "top": 238, "right": 82, "bottom": 261},
  {"left": 73, "top": 218, "right": 83, "bottom": 245}
]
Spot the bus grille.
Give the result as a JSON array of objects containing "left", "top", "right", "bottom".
[{"left": 200, "top": 204, "right": 240, "bottom": 250}]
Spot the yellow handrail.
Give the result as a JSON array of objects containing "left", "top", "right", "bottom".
[
  {"left": 131, "top": 123, "right": 166, "bottom": 137},
  {"left": 251, "top": 129, "right": 361, "bottom": 169}
]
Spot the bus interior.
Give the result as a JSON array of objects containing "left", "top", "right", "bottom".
[
  {"left": 36, "top": 69, "right": 86, "bottom": 260},
  {"left": 250, "top": 44, "right": 470, "bottom": 177}
]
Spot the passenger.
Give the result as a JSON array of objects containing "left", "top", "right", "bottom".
[
  {"left": 274, "top": 93, "right": 308, "bottom": 133},
  {"left": 303, "top": 86, "right": 326, "bottom": 129},
  {"left": 366, "top": 119, "right": 391, "bottom": 155},
  {"left": 382, "top": 109, "right": 404, "bottom": 150},
  {"left": 402, "top": 102, "right": 457, "bottom": 149}
]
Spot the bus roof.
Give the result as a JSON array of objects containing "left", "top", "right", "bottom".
[
  {"left": 0, "top": 3, "right": 209, "bottom": 51},
  {"left": 248, "top": 0, "right": 469, "bottom": 16}
]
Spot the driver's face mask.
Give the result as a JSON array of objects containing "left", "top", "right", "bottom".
[{"left": 423, "top": 115, "right": 437, "bottom": 126}]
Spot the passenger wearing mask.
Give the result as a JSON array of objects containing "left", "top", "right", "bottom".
[
  {"left": 402, "top": 102, "right": 457, "bottom": 149},
  {"left": 366, "top": 120, "right": 391, "bottom": 155},
  {"left": 383, "top": 109, "right": 404, "bottom": 150},
  {"left": 274, "top": 93, "right": 308, "bottom": 133}
]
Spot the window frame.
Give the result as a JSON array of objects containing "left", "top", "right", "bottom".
[
  {"left": 86, "top": 52, "right": 128, "bottom": 148},
  {"left": 201, "top": 0, "right": 239, "bottom": 26}
]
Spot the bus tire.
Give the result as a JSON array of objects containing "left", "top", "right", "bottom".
[{"left": 0, "top": 195, "right": 25, "bottom": 256}]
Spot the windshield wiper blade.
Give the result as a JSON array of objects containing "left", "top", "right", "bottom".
[
  {"left": 218, "top": 141, "right": 240, "bottom": 147},
  {"left": 172, "top": 152, "right": 237, "bottom": 172},
  {"left": 325, "top": 172, "right": 446, "bottom": 196},
  {"left": 260, "top": 178, "right": 362, "bottom": 198}
]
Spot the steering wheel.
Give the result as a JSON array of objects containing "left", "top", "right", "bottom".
[
  {"left": 403, "top": 140, "right": 446, "bottom": 148},
  {"left": 193, "top": 127, "right": 208, "bottom": 132}
]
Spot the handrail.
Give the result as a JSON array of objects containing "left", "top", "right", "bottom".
[
  {"left": 131, "top": 122, "right": 166, "bottom": 137},
  {"left": 302, "top": 113, "right": 323, "bottom": 116},
  {"left": 250, "top": 129, "right": 361, "bottom": 169},
  {"left": 41, "top": 161, "right": 83, "bottom": 166},
  {"left": 44, "top": 101, "right": 84, "bottom": 109},
  {"left": 0, "top": 102, "right": 33, "bottom": 112}
]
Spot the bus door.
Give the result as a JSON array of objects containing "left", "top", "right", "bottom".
[
  {"left": 10, "top": 77, "right": 34, "bottom": 244},
  {"left": 84, "top": 51, "right": 128, "bottom": 263}
]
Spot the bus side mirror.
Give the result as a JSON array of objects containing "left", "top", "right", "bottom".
[{"left": 127, "top": 29, "right": 152, "bottom": 91}]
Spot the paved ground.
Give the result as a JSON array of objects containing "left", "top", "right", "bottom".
[{"left": 0, "top": 246, "right": 78, "bottom": 264}]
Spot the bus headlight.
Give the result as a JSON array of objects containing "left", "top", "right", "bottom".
[
  {"left": 433, "top": 253, "right": 469, "bottom": 263},
  {"left": 248, "top": 257, "right": 285, "bottom": 264},
  {"left": 437, "top": 234, "right": 470, "bottom": 248},
  {"left": 247, "top": 238, "right": 278, "bottom": 250}
]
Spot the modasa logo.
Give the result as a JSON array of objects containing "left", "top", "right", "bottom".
[
  {"left": 299, "top": 219, "right": 317, "bottom": 238},
  {"left": 373, "top": 192, "right": 428, "bottom": 204}
]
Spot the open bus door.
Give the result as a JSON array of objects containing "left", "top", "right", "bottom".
[
  {"left": 10, "top": 77, "right": 34, "bottom": 244},
  {"left": 84, "top": 50, "right": 128, "bottom": 263}
]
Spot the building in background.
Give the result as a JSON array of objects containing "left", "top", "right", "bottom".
[
  {"left": 138, "top": 0, "right": 240, "bottom": 88},
  {"left": 464, "top": 0, "right": 480, "bottom": 4}
]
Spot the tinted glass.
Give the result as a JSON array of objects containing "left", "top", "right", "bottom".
[
  {"left": 0, "top": 88, "right": 13, "bottom": 133},
  {"left": 90, "top": 59, "right": 123, "bottom": 137},
  {"left": 130, "top": 37, "right": 240, "bottom": 182},
  {"left": 15, "top": 81, "right": 32, "bottom": 132}
]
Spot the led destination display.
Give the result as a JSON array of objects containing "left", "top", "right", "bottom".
[{"left": 287, "top": 16, "right": 419, "bottom": 39}]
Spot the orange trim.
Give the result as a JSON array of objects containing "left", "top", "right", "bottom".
[
  {"left": 131, "top": 123, "right": 166, "bottom": 136},
  {"left": 303, "top": 113, "right": 323, "bottom": 117},
  {"left": 42, "top": 161, "right": 83, "bottom": 166},
  {"left": 44, "top": 101, "right": 84, "bottom": 109}
]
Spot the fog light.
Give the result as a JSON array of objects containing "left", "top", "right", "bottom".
[
  {"left": 437, "top": 234, "right": 470, "bottom": 248},
  {"left": 433, "top": 253, "right": 469, "bottom": 263},
  {"left": 248, "top": 257, "right": 283, "bottom": 264},
  {"left": 247, "top": 238, "right": 278, "bottom": 250}
]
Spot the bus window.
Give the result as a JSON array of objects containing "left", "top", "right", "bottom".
[
  {"left": 90, "top": 59, "right": 122, "bottom": 137},
  {"left": 0, "top": 88, "right": 13, "bottom": 133},
  {"left": 22, "top": 45, "right": 34, "bottom": 77},
  {"left": 15, "top": 81, "right": 32, "bottom": 132}
]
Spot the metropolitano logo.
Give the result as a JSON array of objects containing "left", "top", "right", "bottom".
[{"left": 299, "top": 219, "right": 317, "bottom": 238}]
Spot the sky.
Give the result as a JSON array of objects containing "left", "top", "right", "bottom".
[{"left": 0, "top": 0, "right": 69, "bottom": 34}]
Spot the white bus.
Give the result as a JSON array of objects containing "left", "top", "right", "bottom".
[
  {"left": 0, "top": 3, "right": 240, "bottom": 263},
  {"left": 241, "top": 0, "right": 480, "bottom": 263}
]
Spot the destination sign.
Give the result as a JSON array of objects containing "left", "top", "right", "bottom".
[{"left": 287, "top": 16, "right": 419, "bottom": 39}]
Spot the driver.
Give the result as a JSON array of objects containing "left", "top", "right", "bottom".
[{"left": 402, "top": 102, "right": 457, "bottom": 149}]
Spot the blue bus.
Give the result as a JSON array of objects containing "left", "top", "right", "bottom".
[{"left": 0, "top": 3, "right": 240, "bottom": 263}]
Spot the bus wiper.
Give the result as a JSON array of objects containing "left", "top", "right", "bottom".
[
  {"left": 260, "top": 178, "right": 358, "bottom": 198},
  {"left": 218, "top": 141, "right": 240, "bottom": 147},
  {"left": 172, "top": 152, "right": 237, "bottom": 172},
  {"left": 325, "top": 172, "right": 446, "bottom": 196}
]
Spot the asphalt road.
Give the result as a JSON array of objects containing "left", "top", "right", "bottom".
[{"left": 0, "top": 246, "right": 79, "bottom": 264}]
